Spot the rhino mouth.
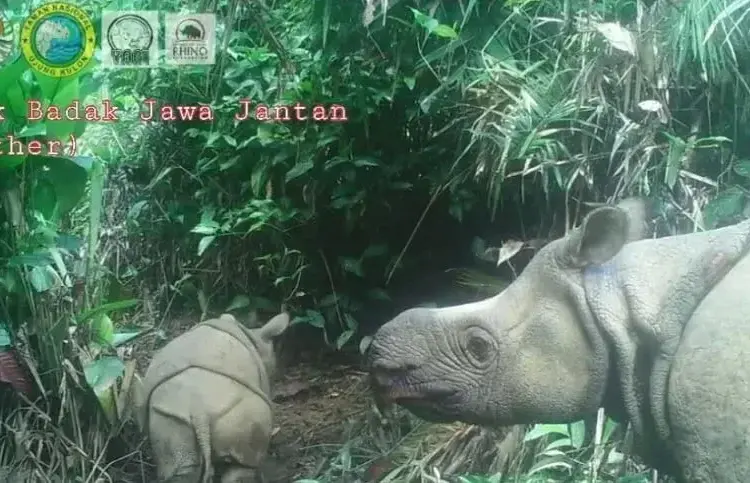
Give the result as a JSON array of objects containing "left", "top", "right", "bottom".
[{"left": 372, "top": 376, "right": 458, "bottom": 404}]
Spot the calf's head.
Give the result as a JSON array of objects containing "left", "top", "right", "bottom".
[
  {"left": 246, "top": 312, "right": 290, "bottom": 379},
  {"left": 368, "top": 199, "right": 650, "bottom": 426}
]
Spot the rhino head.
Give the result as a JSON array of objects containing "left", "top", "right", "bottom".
[
  {"left": 367, "top": 199, "right": 654, "bottom": 426},
  {"left": 242, "top": 311, "right": 290, "bottom": 380}
]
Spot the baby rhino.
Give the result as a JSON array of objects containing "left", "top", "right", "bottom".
[{"left": 132, "top": 312, "right": 289, "bottom": 482}]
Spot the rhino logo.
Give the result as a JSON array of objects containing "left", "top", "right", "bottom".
[
  {"left": 176, "top": 19, "right": 204, "bottom": 41},
  {"left": 167, "top": 14, "right": 215, "bottom": 65},
  {"left": 180, "top": 24, "right": 202, "bottom": 40}
]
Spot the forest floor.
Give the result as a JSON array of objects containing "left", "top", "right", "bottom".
[
  {"left": 126, "top": 314, "right": 383, "bottom": 482},
  {"left": 123, "top": 311, "right": 523, "bottom": 483}
]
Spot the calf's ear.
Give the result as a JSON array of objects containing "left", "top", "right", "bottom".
[
  {"left": 259, "top": 312, "right": 290, "bottom": 340},
  {"left": 564, "top": 206, "right": 630, "bottom": 268}
]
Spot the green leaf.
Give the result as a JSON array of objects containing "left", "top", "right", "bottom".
[
  {"left": 0, "top": 270, "right": 21, "bottom": 294},
  {"left": 8, "top": 252, "right": 54, "bottom": 267},
  {"left": 197, "top": 235, "right": 216, "bottom": 256},
  {"left": 206, "top": 131, "right": 221, "bottom": 146},
  {"left": 46, "top": 78, "right": 81, "bottom": 141},
  {"left": 359, "top": 335, "right": 372, "bottom": 355},
  {"left": 91, "top": 313, "right": 114, "bottom": 345},
  {"left": 28, "top": 265, "right": 59, "bottom": 292},
  {"left": 336, "top": 329, "right": 354, "bottom": 349},
  {"left": 50, "top": 158, "right": 88, "bottom": 213},
  {"left": 362, "top": 244, "right": 387, "bottom": 258},
  {"left": 16, "top": 123, "right": 47, "bottom": 138},
  {"left": 32, "top": 70, "right": 62, "bottom": 102},
  {"left": 410, "top": 8, "right": 439, "bottom": 32},
  {"left": 223, "top": 134, "right": 237, "bottom": 147},
  {"left": 433, "top": 24, "right": 458, "bottom": 39},
  {"left": 30, "top": 179, "right": 57, "bottom": 220},
  {"left": 403, "top": 76, "right": 416, "bottom": 90},
  {"left": 6, "top": 82, "right": 27, "bottom": 121},
  {"left": 616, "top": 474, "right": 650, "bottom": 483},
  {"left": 146, "top": 167, "right": 175, "bottom": 189},
  {"left": 524, "top": 423, "right": 570, "bottom": 441},
  {"left": 285, "top": 160, "right": 314, "bottom": 182},
  {"left": 343, "top": 313, "right": 358, "bottom": 330},
  {"left": 0, "top": 324, "right": 12, "bottom": 347},
  {"left": 28, "top": 156, "right": 89, "bottom": 219},
  {"left": 569, "top": 420, "right": 586, "bottom": 449},
  {"left": 83, "top": 356, "right": 125, "bottom": 396},
  {"left": 76, "top": 299, "right": 139, "bottom": 324},
  {"left": 0, "top": 155, "right": 26, "bottom": 170},
  {"left": 733, "top": 159, "right": 750, "bottom": 178},
  {"left": 191, "top": 222, "right": 219, "bottom": 235},
  {"left": 366, "top": 288, "right": 390, "bottom": 301},
  {"left": 220, "top": 156, "right": 239, "bottom": 171},
  {"left": 70, "top": 156, "right": 94, "bottom": 170},
  {"left": 255, "top": 124, "right": 275, "bottom": 146},
  {"left": 0, "top": 57, "right": 29, "bottom": 95},
  {"left": 319, "top": 293, "right": 338, "bottom": 307},
  {"left": 543, "top": 437, "right": 574, "bottom": 451},
  {"left": 702, "top": 187, "right": 745, "bottom": 229},
  {"left": 112, "top": 331, "right": 141, "bottom": 346},
  {"left": 226, "top": 294, "right": 251, "bottom": 312},
  {"left": 339, "top": 257, "right": 364, "bottom": 277},
  {"left": 293, "top": 310, "right": 325, "bottom": 328},
  {"left": 602, "top": 417, "right": 619, "bottom": 444},
  {"left": 353, "top": 157, "right": 379, "bottom": 167}
]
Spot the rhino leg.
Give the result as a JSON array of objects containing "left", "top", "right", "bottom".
[
  {"left": 212, "top": 392, "right": 273, "bottom": 469},
  {"left": 149, "top": 406, "right": 203, "bottom": 482}
]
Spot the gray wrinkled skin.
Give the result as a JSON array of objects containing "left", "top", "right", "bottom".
[
  {"left": 368, "top": 198, "right": 750, "bottom": 482},
  {"left": 130, "top": 312, "right": 289, "bottom": 483}
]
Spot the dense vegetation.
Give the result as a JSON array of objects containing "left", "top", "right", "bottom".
[{"left": 1, "top": 0, "right": 749, "bottom": 480}]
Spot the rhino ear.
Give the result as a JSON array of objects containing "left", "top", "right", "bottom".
[
  {"left": 259, "top": 312, "right": 290, "bottom": 340},
  {"left": 614, "top": 197, "right": 653, "bottom": 242},
  {"left": 566, "top": 206, "right": 630, "bottom": 267}
]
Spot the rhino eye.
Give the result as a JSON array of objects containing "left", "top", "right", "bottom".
[{"left": 466, "top": 334, "right": 491, "bottom": 362}]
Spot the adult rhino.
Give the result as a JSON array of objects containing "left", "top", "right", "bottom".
[{"left": 367, "top": 198, "right": 750, "bottom": 482}]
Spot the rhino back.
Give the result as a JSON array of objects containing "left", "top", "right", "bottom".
[
  {"left": 667, "top": 251, "right": 750, "bottom": 481},
  {"left": 142, "top": 324, "right": 271, "bottom": 413},
  {"left": 151, "top": 366, "right": 272, "bottom": 431}
]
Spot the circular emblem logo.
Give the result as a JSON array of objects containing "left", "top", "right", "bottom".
[
  {"left": 176, "top": 19, "right": 204, "bottom": 41},
  {"left": 106, "top": 14, "right": 153, "bottom": 65},
  {"left": 21, "top": 2, "right": 96, "bottom": 77},
  {"left": 107, "top": 14, "right": 152, "bottom": 50}
]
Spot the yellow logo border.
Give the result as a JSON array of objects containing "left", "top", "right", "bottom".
[{"left": 21, "top": 2, "right": 96, "bottom": 77}]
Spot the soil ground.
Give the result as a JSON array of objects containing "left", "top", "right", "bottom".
[
  {"left": 266, "top": 359, "right": 374, "bottom": 481},
  {"left": 125, "top": 293, "right": 523, "bottom": 483},
  {"left": 129, "top": 314, "right": 388, "bottom": 482}
]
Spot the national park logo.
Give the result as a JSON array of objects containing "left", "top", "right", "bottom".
[{"left": 21, "top": 2, "right": 96, "bottom": 77}]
